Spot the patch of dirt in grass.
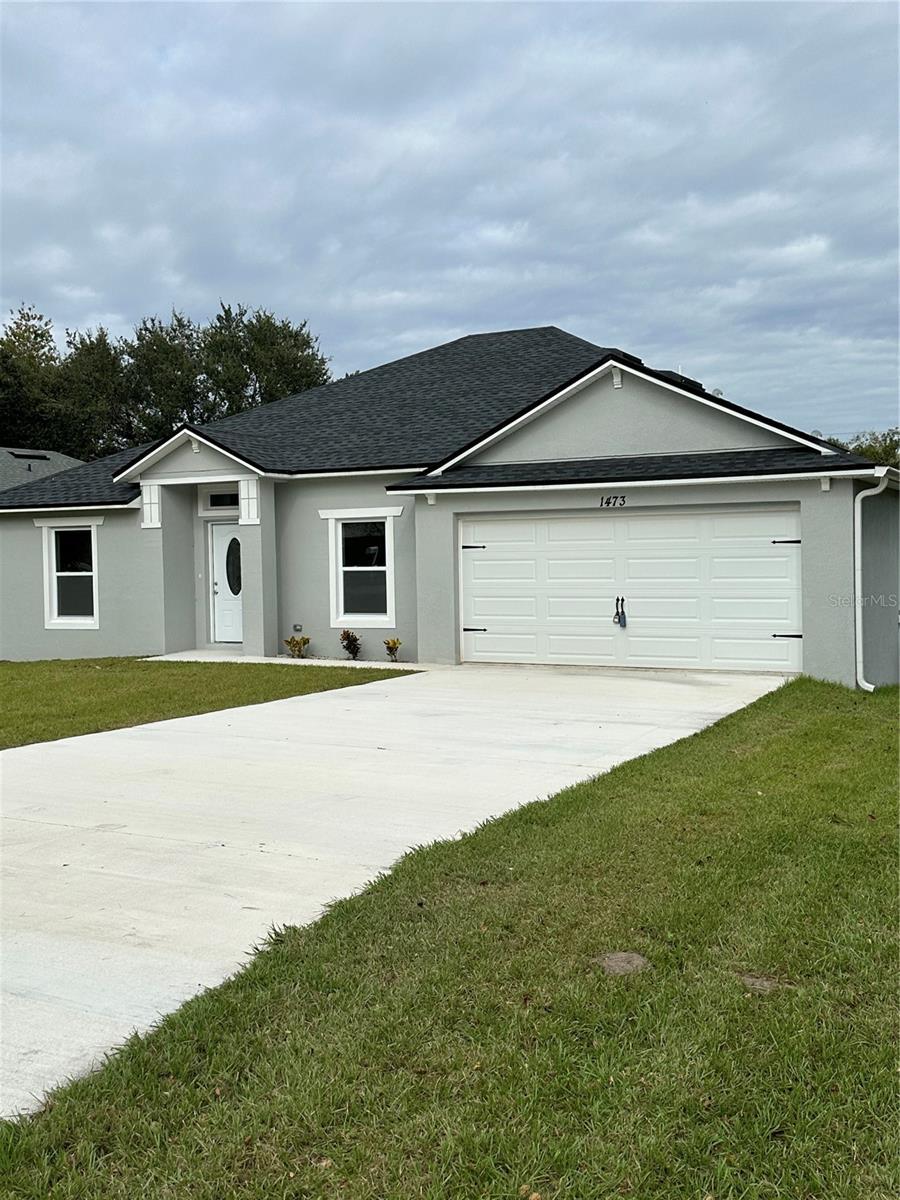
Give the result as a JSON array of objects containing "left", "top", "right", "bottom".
[
  {"left": 738, "top": 971, "right": 795, "bottom": 994},
  {"left": 597, "top": 951, "right": 652, "bottom": 976}
]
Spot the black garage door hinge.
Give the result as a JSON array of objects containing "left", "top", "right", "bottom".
[
  {"left": 772, "top": 633, "right": 803, "bottom": 639},
  {"left": 463, "top": 627, "right": 488, "bottom": 632},
  {"left": 771, "top": 538, "right": 801, "bottom": 543},
  {"left": 462, "top": 543, "right": 486, "bottom": 549}
]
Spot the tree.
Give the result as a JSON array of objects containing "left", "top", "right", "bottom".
[
  {"left": 200, "top": 303, "right": 329, "bottom": 417},
  {"left": 0, "top": 304, "right": 59, "bottom": 447},
  {"left": 123, "top": 312, "right": 205, "bottom": 444},
  {"left": 54, "top": 327, "right": 129, "bottom": 459},
  {"left": 829, "top": 428, "right": 899, "bottom": 469},
  {"left": 0, "top": 302, "right": 331, "bottom": 459}
]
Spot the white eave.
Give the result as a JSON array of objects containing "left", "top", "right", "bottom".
[{"left": 389, "top": 467, "right": 895, "bottom": 496}]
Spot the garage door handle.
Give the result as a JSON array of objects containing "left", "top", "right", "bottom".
[
  {"left": 772, "top": 633, "right": 803, "bottom": 639},
  {"left": 771, "top": 539, "right": 801, "bottom": 544},
  {"left": 462, "top": 544, "right": 486, "bottom": 549},
  {"left": 463, "top": 627, "right": 488, "bottom": 632}
]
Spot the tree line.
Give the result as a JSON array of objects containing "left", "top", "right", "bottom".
[{"left": 0, "top": 303, "right": 331, "bottom": 461}]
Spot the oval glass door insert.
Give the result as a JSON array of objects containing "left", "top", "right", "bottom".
[{"left": 225, "top": 537, "right": 242, "bottom": 595}]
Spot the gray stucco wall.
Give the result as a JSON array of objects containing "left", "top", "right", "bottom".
[
  {"left": 472, "top": 371, "right": 791, "bottom": 464},
  {"left": 160, "top": 485, "right": 197, "bottom": 653},
  {"left": 275, "top": 475, "right": 418, "bottom": 664},
  {"left": 0, "top": 507, "right": 165, "bottom": 661},
  {"left": 411, "top": 476, "right": 860, "bottom": 686},
  {"left": 859, "top": 483, "right": 899, "bottom": 686}
]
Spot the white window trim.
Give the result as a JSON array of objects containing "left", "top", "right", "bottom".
[
  {"left": 197, "top": 482, "right": 245, "bottom": 518},
  {"left": 33, "top": 515, "right": 103, "bottom": 630},
  {"left": 318, "top": 506, "right": 403, "bottom": 629}
]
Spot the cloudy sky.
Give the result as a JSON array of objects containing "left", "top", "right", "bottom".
[{"left": 2, "top": 1, "right": 897, "bottom": 436}]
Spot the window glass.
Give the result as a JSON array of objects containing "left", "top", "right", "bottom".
[
  {"left": 342, "top": 521, "right": 386, "bottom": 567},
  {"left": 343, "top": 570, "right": 387, "bottom": 614},
  {"left": 57, "top": 576, "right": 94, "bottom": 617},
  {"left": 55, "top": 529, "right": 93, "bottom": 573},
  {"left": 225, "top": 537, "right": 242, "bottom": 595},
  {"left": 209, "top": 492, "right": 239, "bottom": 508}
]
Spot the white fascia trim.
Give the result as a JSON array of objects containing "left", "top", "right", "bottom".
[
  {"left": 276, "top": 468, "right": 426, "bottom": 480},
  {"left": 318, "top": 506, "right": 403, "bottom": 519},
  {"left": 113, "top": 429, "right": 264, "bottom": 482},
  {"left": 391, "top": 469, "right": 885, "bottom": 496},
  {"left": 429, "top": 360, "right": 832, "bottom": 475},
  {"left": 2, "top": 501, "right": 139, "bottom": 515}
]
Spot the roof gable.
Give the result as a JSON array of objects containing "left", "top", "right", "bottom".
[{"left": 468, "top": 367, "right": 795, "bottom": 467}]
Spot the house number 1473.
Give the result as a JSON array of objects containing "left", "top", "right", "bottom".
[{"left": 599, "top": 495, "right": 626, "bottom": 507}]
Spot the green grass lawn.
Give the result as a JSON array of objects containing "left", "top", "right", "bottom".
[
  {"left": 0, "top": 657, "right": 411, "bottom": 748},
  {"left": 2, "top": 678, "right": 897, "bottom": 1199}
]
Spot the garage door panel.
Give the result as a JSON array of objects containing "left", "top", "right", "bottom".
[
  {"left": 546, "top": 557, "right": 615, "bottom": 582},
  {"left": 546, "top": 519, "right": 615, "bottom": 544},
  {"left": 711, "top": 637, "right": 801, "bottom": 669},
  {"left": 711, "top": 512, "right": 800, "bottom": 543},
  {"left": 629, "top": 597, "right": 702, "bottom": 621},
  {"left": 626, "top": 636, "right": 703, "bottom": 663},
  {"left": 711, "top": 597, "right": 795, "bottom": 624},
  {"left": 471, "top": 559, "right": 537, "bottom": 582},
  {"left": 625, "top": 557, "right": 701, "bottom": 582},
  {"left": 709, "top": 554, "right": 796, "bottom": 582},
  {"left": 465, "top": 521, "right": 536, "bottom": 545},
  {"left": 623, "top": 516, "right": 701, "bottom": 543},
  {"left": 471, "top": 596, "right": 538, "bottom": 619},
  {"left": 546, "top": 595, "right": 611, "bottom": 620},
  {"left": 547, "top": 635, "right": 617, "bottom": 661},
  {"left": 461, "top": 509, "right": 801, "bottom": 671}
]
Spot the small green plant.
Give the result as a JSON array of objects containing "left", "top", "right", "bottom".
[
  {"left": 283, "top": 635, "right": 310, "bottom": 659},
  {"left": 384, "top": 637, "right": 402, "bottom": 662},
  {"left": 340, "top": 629, "right": 361, "bottom": 660}
]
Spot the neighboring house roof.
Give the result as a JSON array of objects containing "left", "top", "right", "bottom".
[
  {"left": 0, "top": 445, "right": 144, "bottom": 510},
  {"left": 0, "top": 326, "right": 870, "bottom": 511},
  {"left": 0, "top": 446, "right": 83, "bottom": 492},
  {"left": 386, "top": 446, "right": 876, "bottom": 493}
]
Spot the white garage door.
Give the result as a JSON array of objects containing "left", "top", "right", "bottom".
[{"left": 460, "top": 508, "right": 802, "bottom": 672}]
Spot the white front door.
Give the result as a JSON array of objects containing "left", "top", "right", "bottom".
[
  {"left": 461, "top": 508, "right": 803, "bottom": 672},
  {"left": 211, "top": 523, "right": 243, "bottom": 643}
]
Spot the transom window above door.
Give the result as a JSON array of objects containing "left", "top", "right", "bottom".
[{"left": 319, "top": 506, "right": 402, "bottom": 628}]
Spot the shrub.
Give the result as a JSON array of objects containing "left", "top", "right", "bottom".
[
  {"left": 340, "top": 629, "right": 361, "bottom": 660},
  {"left": 384, "top": 637, "right": 402, "bottom": 662},
  {"left": 283, "top": 635, "right": 310, "bottom": 659}
]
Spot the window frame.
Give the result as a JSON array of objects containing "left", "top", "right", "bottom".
[
  {"left": 197, "top": 484, "right": 241, "bottom": 518},
  {"left": 34, "top": 515, "right": 103, "bottom": 630},
  {"left": 319, "top": 506, "right": 403, "bottom": 629}
]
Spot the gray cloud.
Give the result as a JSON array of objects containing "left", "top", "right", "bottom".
[{"left": 2, "top": 1, "right": 897, "bottom": 436}]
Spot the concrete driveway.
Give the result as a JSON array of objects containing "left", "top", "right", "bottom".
[{"left": 1, "top": 664, "right": 784, "bottom": 1116}]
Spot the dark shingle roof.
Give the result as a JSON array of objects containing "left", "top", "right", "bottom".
[
  {"left": 195, "top": 326, "right": 611, "bottom": 472},
  {"left": 0, "top": 326, "right": 850, "bottom": 511},
  {"left": 0, "top": 447, "right": 83, "bottom": 491},
  {"left": 0, "top": 446, "right": 143, "bottom": 509},
  {"left": 387, "top": 447, "right": 875, "bottom": 492}
]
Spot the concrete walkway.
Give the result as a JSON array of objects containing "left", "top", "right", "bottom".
[{"left": 1, "top": 664, "right": 785, "bottom": 1116}]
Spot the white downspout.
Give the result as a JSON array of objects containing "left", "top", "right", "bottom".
[{"left": 853, "top": 467, "right": 890, "bottom": 691}]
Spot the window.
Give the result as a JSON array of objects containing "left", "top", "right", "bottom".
[
  {"left": 209, "top": 491, "right": 240, "bottom": 509},
  {"left": 319, "top": 506, "right": 402, "bottom": 628},
  {"left": 35, "top": 517, "right": 102, "bottom": 630}
]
